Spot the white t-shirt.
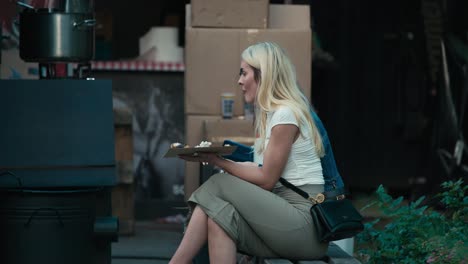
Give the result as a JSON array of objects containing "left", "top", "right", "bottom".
[{"left": 254, "top": 106, "right": 324, "bottom": 187}]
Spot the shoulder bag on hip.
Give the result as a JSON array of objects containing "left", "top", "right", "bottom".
[{"left": 279, "top": 178, "right": 364, "bottom": 242}]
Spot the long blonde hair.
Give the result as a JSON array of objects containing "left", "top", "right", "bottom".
[{"left": 241, "top": 42, "right": 324, "bottom": 156}]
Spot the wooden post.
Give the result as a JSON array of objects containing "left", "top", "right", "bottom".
[{"left": 112, "top": 107, "right": 135, "bottom": 236}]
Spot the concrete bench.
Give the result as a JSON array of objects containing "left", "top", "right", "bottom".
[{"left": 261, "top": 243, "right": 361, "bottom": 264}]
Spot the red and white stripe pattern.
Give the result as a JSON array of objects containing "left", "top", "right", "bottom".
[{"left": 91, "top": 61, "right": 185, "bottom": 72}]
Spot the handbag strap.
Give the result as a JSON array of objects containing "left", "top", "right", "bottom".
[
  {"left": 279, "top": 178, "right": 310, "bottom": 199},
  {"left": 279, "top": 178, "right": 346, "bottom": 204}
]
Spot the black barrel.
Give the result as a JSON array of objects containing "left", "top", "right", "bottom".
[{"left": 0, "top": 188, "right": 100, "bottom": 264}]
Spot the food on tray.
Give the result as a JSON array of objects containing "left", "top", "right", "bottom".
[
  {"left": 195, "top": 141, "right": 212, "bottom": 148},
  {"left": 170, "top": 142, "right": 184, "bottom": 148},
  {"left": 170, "top": 142, "right": 190, "bottom": 149}
]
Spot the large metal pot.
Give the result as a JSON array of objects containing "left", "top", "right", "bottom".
[{"left": 19, "top": 8, "right": 95, "bottom": 62}]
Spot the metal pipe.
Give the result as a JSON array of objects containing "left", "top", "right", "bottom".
[{"left": 16, "top": 1, "right": 34, "bottom": 9}]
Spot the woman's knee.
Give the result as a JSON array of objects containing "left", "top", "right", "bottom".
[
  {"left": 209, "top": 172, "right": 230, "bottom": 181},
  {"left": 206, "top": 172, "right": 239, "bottom": 187}
]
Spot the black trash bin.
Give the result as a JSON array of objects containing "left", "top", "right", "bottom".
[{"left": 0, "top": 188, "right": 102, "bottom": 264}]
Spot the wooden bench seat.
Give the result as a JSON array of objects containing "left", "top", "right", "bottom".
[{"left": 262, "top": 243, "right": 361, "bottom": 264}]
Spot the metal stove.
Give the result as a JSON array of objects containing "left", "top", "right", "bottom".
[{"left": 0, "top": 1, "right": 118, "bottom": 264}]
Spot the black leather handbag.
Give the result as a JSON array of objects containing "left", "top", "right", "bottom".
[{"left": 279, "top": 178, "right": 364, "bottom": 242}]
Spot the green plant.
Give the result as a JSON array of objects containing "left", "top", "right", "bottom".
[{"left": 356, "top": 178, "right": 468, "bottom": 264}]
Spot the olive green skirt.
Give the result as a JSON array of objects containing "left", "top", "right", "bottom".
[{"left": 188, "top": 173, "right": 328, "bottom": 259}]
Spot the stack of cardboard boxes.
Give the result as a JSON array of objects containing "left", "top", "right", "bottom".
[{"left": 184, "top": 0, "right": 313, "bottom": 200}]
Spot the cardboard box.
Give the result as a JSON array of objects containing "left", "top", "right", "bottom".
[
  {"left": 139, "top": 27, "right": 183, "bottom": 62},
  {"left": 191, "top": 0, "right": 268, "bottom": 29},
  {"left": 184, "top": 115, "right": 222, "bottom": 200},
  {"left": 184, "top": 115, "right": 255, "bottom": 199},
  {"left": 185, "top": 4, "right": 312, "bottom": 116},
  {"left": 267, "top": 4, "right": 310, "bottom": 29},
  {"left": 204, "top": 119, "right": 255, "bottom": 146},
  {"left": 186, "top": 4, "right": 310, "bottom": 29},
  {"left": 113, "top": 107, "right": 134, "bottom": 184},
  {"left": 185, "top": 29, "right": 311, "bottom": 115}
]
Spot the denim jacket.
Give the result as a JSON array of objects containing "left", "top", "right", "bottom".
[{"left": 310, "top": 110, "right": 345, "bottom": 191}]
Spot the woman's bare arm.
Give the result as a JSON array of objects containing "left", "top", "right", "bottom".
[{"left": 202, "top": 124, "right": 298, "bottom": 190}]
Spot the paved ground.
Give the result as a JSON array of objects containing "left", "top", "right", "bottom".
[
  {"left": 111, "top": 221, "right": 183, "bottom": 264},
  {"left": 110, "top": 221, "right": 361, "bottom": 264}
]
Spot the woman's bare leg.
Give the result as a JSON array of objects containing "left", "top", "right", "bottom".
[
  {"left": 207, "top": 217, "right": 237, "bottom": 264},
  {"left": 169, "top": 206, "right": 208, "bottom": 264}
]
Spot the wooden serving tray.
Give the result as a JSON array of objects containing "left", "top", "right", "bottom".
[{"left": 164, "top": 146, "right": 237, "bottom": 158}]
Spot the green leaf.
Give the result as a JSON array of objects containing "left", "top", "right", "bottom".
[
  {"left": 391, "top": 196, "right": 404, "bottom": 208},
  {"left": 414, "top": 205, "right": 428, "bottom": 215},
  {"left": 411, "top": 195, "right": 426, "bottom": 208}
]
